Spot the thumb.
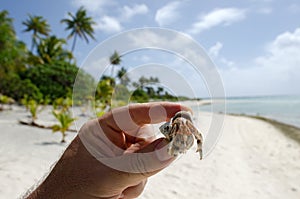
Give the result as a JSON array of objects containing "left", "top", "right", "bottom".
[
  {"left": 131, "top": 138, "right": 175, "bottom": 176},
  {"left": 97, "top": 138, "right": 175, "bottom": 178}
]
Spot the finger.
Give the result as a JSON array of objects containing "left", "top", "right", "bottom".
[
  {"left": 128, "top": 102, "right": 192, "bottom": 125},
  {"left": 124, "top": 124, "right": 157, "bottom": 147},
  {"left": 100, "top": 102, "right": 191, "bottom": 139},
  {"left": 122, "top": 180, "right": 147, "bottom": 199}
]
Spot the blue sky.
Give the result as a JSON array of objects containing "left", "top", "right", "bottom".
[{"left": 1, "top": 0, "right": 300, "bottom": 97}]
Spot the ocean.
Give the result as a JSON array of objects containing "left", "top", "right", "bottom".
[{"left": 195, "top": 95, "right": 300, "bottom": 128}]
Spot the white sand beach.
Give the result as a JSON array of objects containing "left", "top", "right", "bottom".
[{"left": 0, "top": 104, "right": 299, "bottom": 199}]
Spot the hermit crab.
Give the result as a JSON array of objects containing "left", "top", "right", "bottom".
[{"left": 159, "top": 111, "right": 203, "bottom": 159}]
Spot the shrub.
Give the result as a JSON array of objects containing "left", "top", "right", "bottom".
[
  {"left": 131, "top": 88, "right": 149, "bottom": 103},
  {"left": 0, "top": 94, "right": 14, "bottom": 110},
  {"left": 0, "top": 73, "right": 42, "bottom": 102},
  {"left": 23, "top": 61, "right": 77, "bottom": 101}
]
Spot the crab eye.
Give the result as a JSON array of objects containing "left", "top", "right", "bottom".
[
  {"left": 165, "top": 126, "right": 170, "bottom": 131},
  {"left": 159, "top": 122, "right": 171, "bottom": 133}
]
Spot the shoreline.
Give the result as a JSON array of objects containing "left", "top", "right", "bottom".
[
  {"left": 229, "top": 113, "right": 300, "bottom": 146},
  {"left": 182, "top": 99, "right": 300, "bottom": 146},
  {"left": 2, "top": 104, "right": 300, "bottom": 146}
]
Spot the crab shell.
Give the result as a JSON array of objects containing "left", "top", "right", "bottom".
[{"left": 159, "top": 111, "right": 203, "bottom": 159}]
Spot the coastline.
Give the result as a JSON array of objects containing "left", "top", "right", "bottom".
[
  {"left": 230, "top": 113, "right": 300, "bottom": 146},
  {"left": 183, "top": 98, "right": 300, "bottom": 146},
  {"left": 247, "top": 115, "right": 300, "bottom": 146}
]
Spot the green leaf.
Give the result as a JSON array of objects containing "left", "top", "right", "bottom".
[{"left": 52, "top": 124, "right": 60, "bottom": 132}]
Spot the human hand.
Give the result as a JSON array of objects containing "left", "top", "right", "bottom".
[{"left": 27, "top": 102, "right": 191, "bottom": 199}]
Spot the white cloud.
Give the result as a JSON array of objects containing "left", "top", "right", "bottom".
[
  {"left": 220, "top": 28, "right": 300, "bottom": 96},
  {"left": 71, "top": 0, "right": 113, "bottom": 13},
  {"left": 265, "top": 29, "right": 300, "bottom": 54},
  {"left": 220, "top": 58, "right": 235, "bottom": 67},
  {"left": 209, "top": 42, "right": 223, "bottom": 57},
  {"left": 208, "top": 42, "right": 235, "bottom": 68},
  {"left": 155, "top": 1, "right": 182, "bottom": 26},
  {"left": 187, "top": 8, "right": 246, "bottom": 34},
  {"left": 71, "top": 1, "right": 148, "bottom": 34},
  {"left": 121, "top": 4, "right": 149, "bottom": 20},
  {"left": 95, "top": 16, "right": 122, "bottom": 33},
  {"left": 255, "top": 28, "right": 300, "bottom": 79}
]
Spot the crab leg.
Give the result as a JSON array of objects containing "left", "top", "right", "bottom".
[{"left": 187, "top": 121, "right": 203, "bottom": 159}]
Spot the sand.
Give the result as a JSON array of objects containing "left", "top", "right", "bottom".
[
  {"left": 0, "top": 105, "right": 299, "bottom": 199},
  {"left": 142, "top": 113, "right": 300, "bottom": 199}
]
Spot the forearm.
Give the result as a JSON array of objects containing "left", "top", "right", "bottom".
[
  {"left": 26, "top": 171, "right": 67, "bottom": 199},
  {"left": 25, "top": 137, "right": 83, "bottom": 199}
]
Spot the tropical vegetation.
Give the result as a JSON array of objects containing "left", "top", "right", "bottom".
[{"left": 0, "top": 8, "right": 195, "bottom": 142}]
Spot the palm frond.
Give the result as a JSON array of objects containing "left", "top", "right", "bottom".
[{"left": 60, "top": 6, "right": 96, "bottom": 51}]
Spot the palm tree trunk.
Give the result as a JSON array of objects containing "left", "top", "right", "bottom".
[
  {"left": 111, "top": 65, "right": 115, "bottom": 77},
  {"left": 71, "top": 34, "right": 77, "bottom": 52},
  {"left": 31, "top": 32, "right": 38, "bottom": 53},
  {"left": 61, "top": 131, "right": 66, "bottom": 143},
  {"left": 31, "top": 35, "right": 37, "bottom": 54},
  {"left": 31, "top": 37, "right": 35, "bottom": 52}
]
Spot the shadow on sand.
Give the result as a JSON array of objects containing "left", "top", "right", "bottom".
[{"left": 34, "top": 141, "right": 66, "bottom": 146}]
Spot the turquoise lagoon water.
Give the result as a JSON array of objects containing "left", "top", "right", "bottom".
[{"left": 195, "top": 95, "right": 300, "bottom": 128}]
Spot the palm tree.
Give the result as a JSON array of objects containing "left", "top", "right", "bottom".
[
  {"left": 52, "top": 109, "right": 76, "bottom": 143},
  {"left": 156, "top": 87, "right": 164, "bottom": 96},
  {"left": 36, "top": 36, "right": 72, "bottom": 64},
  {"left": 117, "top": 67, "right": 130, "bottom": 85},
  {"left": 22, "top": 14, "right": 50, "bottom": 51},
  {"left": 109, "top": 51, "right": 121, "bottom": 77},
  {"left": 28, "top": 99, "right": 39, "bottom": 124},
  {"left": 0, "top": 11, "right": 27, "bottom": 76},
  {"left": 61, "top": 6, "right": 96, "bottom": 52},
  {"left": 138, "top": 76, "right": 148, "bottom": 90}
]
